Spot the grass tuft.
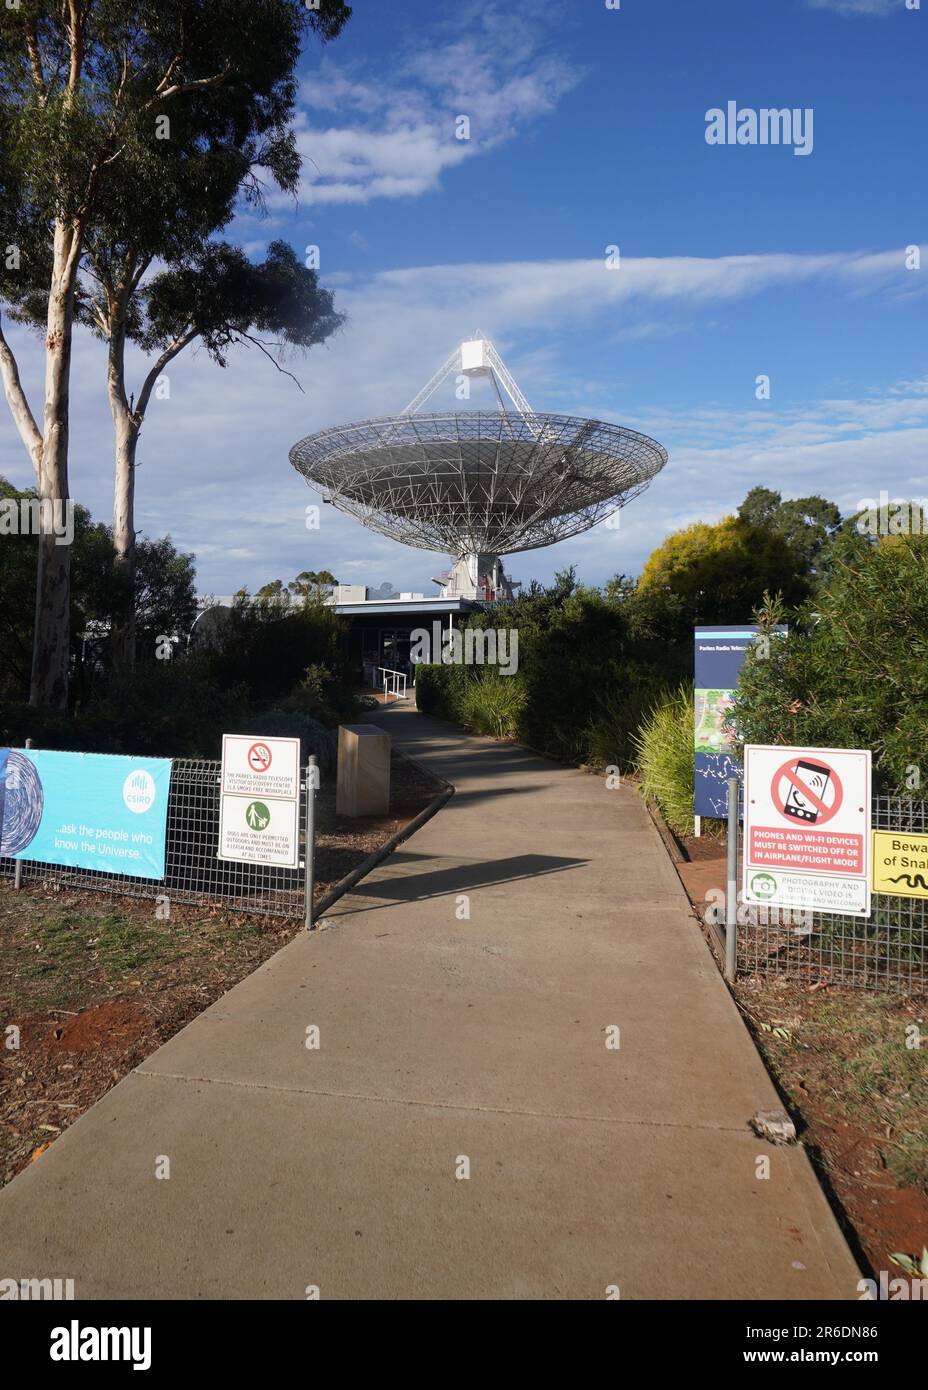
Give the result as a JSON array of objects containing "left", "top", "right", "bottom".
[{"left": 633, "top": 684, "right": 695, "bottom": 837}]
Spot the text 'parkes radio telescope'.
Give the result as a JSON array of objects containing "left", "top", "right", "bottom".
[{"left": 289, "top": 335, "right": 667, "bottom": 601}]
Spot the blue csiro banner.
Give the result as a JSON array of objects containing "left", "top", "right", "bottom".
[
  {"left": 694, "top": 625, "right": 785, "bottom": 819},
  {"left": 0, "top": 749, "right": 172, "bottom": 880}
]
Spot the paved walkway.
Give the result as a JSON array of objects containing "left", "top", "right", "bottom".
[{"left": 0, "top": 705, "right": 859, "bottom": 1299}]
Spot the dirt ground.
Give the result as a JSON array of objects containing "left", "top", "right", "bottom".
[
  {"left": 676, "top": 840, "right": 928, "bottom": 1281},
  {"left": 0, "top": 750, "right": 441, "bottom": 1189}
]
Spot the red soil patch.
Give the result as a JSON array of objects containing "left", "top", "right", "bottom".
[
  {"left": 37, "top": 1000, "right": 149, "bottom": 1057},
  {"left": 797, "top": 1107, "right": 928, "bottom": 1275},
  {"left": 676, "top": 852, "right": 728, "bottom": 917},
  {"left": 679, "top": 830, "right": 729, "bottom": 863}
]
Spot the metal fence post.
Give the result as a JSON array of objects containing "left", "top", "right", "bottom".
[
  {"left": 12, "top": 738, "right": 32, "bottom": 892},
  {"left": 304, "top": 755, "right": 317, "bottom": 929},
  {"left": 725, "top": 776, "right": 739, "bottom": 983}
]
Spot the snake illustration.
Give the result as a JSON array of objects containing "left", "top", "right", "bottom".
[
  {"left": 887, "top": 872, "right": 928, "bottom": 892},
  {"left": 0, "top": 751, "right": 44, "bottom": 856}
]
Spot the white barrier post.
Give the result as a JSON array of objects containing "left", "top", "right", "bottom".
[
  {"left": 725, "top": 777, "right": 739, "bottom": 983},
  {"left": 304, "top": 755, "right": 317, "bottom": 929}
]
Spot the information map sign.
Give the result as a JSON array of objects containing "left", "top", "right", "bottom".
[
  {"left": 742, "top": 745, "right": 872, "bottom": 917},
  {"left": 694, "top": 625, "right": 786, "bottom": 819},
  {"left": 218, "top": 735, "right": 300, "bottom": 868}
]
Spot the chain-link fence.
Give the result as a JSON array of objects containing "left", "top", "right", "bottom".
[
  {"left": 736, "top": 795, "right": 927, "bottom": 992},
  {"left": 0, "top": 757, "right": 312, "bottom": 920}
]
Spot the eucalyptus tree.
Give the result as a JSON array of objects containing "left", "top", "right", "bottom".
[
  {"left": 0, "top": 0, "right": 350, "bottom": 707},
  {"left": 96, "top": 237, "right": 342, "bottom": 669},
  {"left": 289, "top": 568, "right": 338, "bottom": 605}
]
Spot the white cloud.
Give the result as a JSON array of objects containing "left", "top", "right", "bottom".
[
  {"left": 291, "top": 124, "right": 474, "bottom": 206},
  {"left": 331, "top": 247, "right": 924, "bottom": 370},
  {"left": 290, "top": 1, "right": 583, "bottom": 206},
  {"left": 1, "top": 244, "right": 925, "bottom": 595},
  {"left": 806, "top": 0, "right": 895, "bottom": 13}
]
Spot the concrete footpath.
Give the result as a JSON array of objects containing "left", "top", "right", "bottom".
[{"left": 0, "top": 705, "right": 860, "bottom": 1299}]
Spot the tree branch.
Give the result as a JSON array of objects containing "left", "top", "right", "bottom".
[
  {"left": 134, "top": 326, "right": 198, "bottom": 422},
  {"left": 0, "top": 311, "right": 43, "bottom": 487},
  {"left": 65, "top": 0, "right": 86, "bottom": 111},
  {"left": 128, "top": 253, "right": 153, "bottom": 297},
  {"left": 236, "top": 332, "right": 305, "bottom": 392},
  {"left": 104, "top": 251, "right": 146, "bottom": 419},
  {"left": 25, "top": 17, "right": 48, "bottom": 103},
  {"left": 89, "top": 67, "right": 233, "bottom": 186},
  {"left": 90, "top": 300, "right": 109, "bottom": 335}
]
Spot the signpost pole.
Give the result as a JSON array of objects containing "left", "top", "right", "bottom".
[
  {"left": 725, "top": 776, "right": 739, "bottom": 983},
  {"left": 304, "top": 755, "right": 317, "bottom": 929},
  {"left": 12, "top": 738, "right": 31, "bottom": 892}
]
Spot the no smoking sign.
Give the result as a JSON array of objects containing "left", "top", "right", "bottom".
[
  {"left": 219, "top": 734, "right": 300, "bottom": 802},
  {"left": 247, "top": 742, "right": 273, "bottom": 774}
]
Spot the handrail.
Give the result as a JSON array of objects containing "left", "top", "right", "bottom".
[{"left": 378, "top": 666, "right": 408, "bottom": 703}]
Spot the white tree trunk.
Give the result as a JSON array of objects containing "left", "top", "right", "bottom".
[
  {"left": 30, "top": 219, "right": 79, "bottom": 710},
  {"left": 106, "top": 318, "right": 195, "bottom": 674},
  {"left": 111, "top": 410, "right": 140, "bottom": 673},
  {"left": 0, "top": 320, "right": 43, "bottom": 488}
]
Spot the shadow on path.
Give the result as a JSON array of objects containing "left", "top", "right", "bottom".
[{"left": 334, "top": 850, "right": 590, "bottom": 910}]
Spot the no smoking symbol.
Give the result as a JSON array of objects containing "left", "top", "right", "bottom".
[
  {"left": 247, "top": 743, "right": 272, "bottom": 774},
  {"left": 771, "top": 756, "right": 842, "bottom": 827}
]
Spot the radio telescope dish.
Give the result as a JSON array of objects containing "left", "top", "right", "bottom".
[{"left": 289, "top": 335, "right": 667, "bottom": 593}]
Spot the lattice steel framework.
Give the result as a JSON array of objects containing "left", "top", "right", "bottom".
[{"left": 289, "top": 410, "right": 668, "bottom": 556}]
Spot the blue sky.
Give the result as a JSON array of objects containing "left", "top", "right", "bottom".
[{"left": 2, "top": 0, "right": 926, "bottom": 595}]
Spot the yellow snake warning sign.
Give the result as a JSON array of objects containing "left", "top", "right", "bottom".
[{"left": 872, "top": 831, "right": 928, "bottom": 899}]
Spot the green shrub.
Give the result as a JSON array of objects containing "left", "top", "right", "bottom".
[
  {"left": 0, "top": 662, "right": 247, "bottom": 758},
  {"left": 195, "top": 599, "right": 351, "bottom": 709},
  {"left": 279, "top": 662, "right": 362, "bottom": 730},
  {"left": 410, "top": 663, "right": 442, "bottom": 715},
  {"left": 459, "top": 576, "right": 689, "bottom": 767},
  {"left": 413, "top": 663, "right": 469, "bottom": 720},
  {"left": 733, "top": 537, "right": 928, "bottom": 791},
  {"left": 413, "top": 576, "right": 689, "bottom": 768},
  {"left": 585, "top": 657, "right": 682, "bottom": 772},
  {"left": 513, "top": 583, "right": 633, "bottom": 762},
  {"left": 0, "top": 666, "right": 340, "bottom": 767},
  {"left": 457, "top": 672, "right": 526, "bottom": 739},
  {"left": 633, "top": 684, "right": 695, "bottom": 837}
]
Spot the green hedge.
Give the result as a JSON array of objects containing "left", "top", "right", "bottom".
[
  {"left": 413, "top": 582, "right": 689, "bottom": 767},
  {"left": 413, "top": 663, "right": 470, "bottom": 719},
  {"left": 584, "top": 658, "right": 683, "bottom": 772},
  {"left": 0, "top": 664, "right": 340, "bottom": 767}
]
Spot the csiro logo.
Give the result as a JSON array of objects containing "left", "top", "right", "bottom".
[{"left": 122, "top": 770, "right": 156, "bottom": 814}]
